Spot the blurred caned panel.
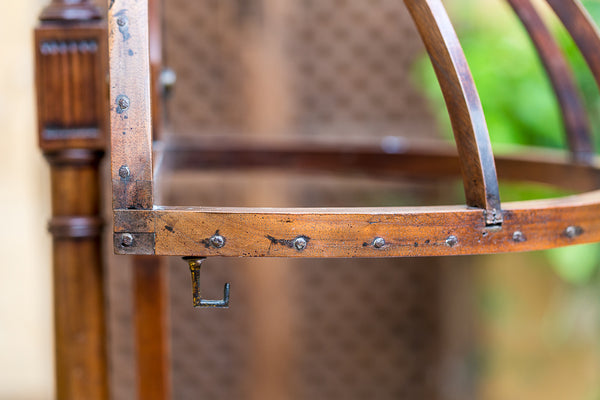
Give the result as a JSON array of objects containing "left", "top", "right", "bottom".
[{"left": 156, "top": 1, "right": 450, "bottom": 400}]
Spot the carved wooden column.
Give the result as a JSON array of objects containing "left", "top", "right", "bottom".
[{"left": 35, "top": 1, "right": 108, "bottom": 399}]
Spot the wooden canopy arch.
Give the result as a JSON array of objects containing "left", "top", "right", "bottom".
[{"left": 110, "top": 0, "right": 600, "bottom": 259}]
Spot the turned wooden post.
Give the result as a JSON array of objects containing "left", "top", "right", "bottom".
[{"left": 35, "top": 1, "right": 108, "bottom": 399}]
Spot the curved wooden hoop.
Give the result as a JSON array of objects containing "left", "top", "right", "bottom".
[
  {"left": 404, "top": 0, "right": 502, "bottom": 224},
  {"left": 155, "top": 136, "right": 600, "bottom": 192},
  {"left": 547, "top": 0, "right": 600, "bottom": 97},
  {"left": 508, "top": 0, "right": 593, "bottom": 164},
  {"left": 115, "top": 190, "right": 600, "bottom": 257}
]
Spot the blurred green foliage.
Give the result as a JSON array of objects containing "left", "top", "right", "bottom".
[{"left": 412, "top": 0, "right": 600, "bottom": 284}]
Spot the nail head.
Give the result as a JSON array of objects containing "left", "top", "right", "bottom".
[
  {"left": 373, "top": 237, "right": 385, "bottom": 249},
  {"left": 117, "top": 95, "right": 130, "bottom": 111},
  {"left": 512, "top": 231, "right": 526, "bottom": 243},
  {"left": 121, "top": 233, "right": 134, "bottom": 247},
  {"left": 565, "top": 226, "right": 583, "bottom": 239},
  {"left": 294, "top": 237, "right": 307, "bottom": 251},
  {"left": 210, "top": 234, "right": 225, "bottom": 248},
  {"left": 118, "top": 165, "right": 130, "bottom": 179},
  {"left": 446, "top": 235, "right": 458, "bottom": 247}
]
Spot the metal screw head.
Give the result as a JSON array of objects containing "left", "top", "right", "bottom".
[
  {"left": 121, "top": 233, "right": 134, "bottom": 247},
  {"left": 116, "top": 15, "right": 128, "bottom": 27},
  {"left": 446, "top": 235, "right": 458, "bottom": 247},
  {"left": 373, "top": 237, "right": 385, "bottom": 249},
  {"left": 294, "top": 237, "right": 307, "bottom": 251},
  {"left": 117, "top": 95, "right": 130, "bottom": 111},
  {"left": 512, "top": 231, "right": 526, "bottom": 243},
  {"left": 118, "top": 165, "right": 130, "bottom": 179},
  {"left": 210, "top": 234, "right": 225, "bottom": 248},
  {"left": 565, "top": 226, "right": 583, "bottom": 239}
]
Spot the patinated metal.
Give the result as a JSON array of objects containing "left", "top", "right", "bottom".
[{"left": 184, "top": 258, "right": 230, "bottom": 308}]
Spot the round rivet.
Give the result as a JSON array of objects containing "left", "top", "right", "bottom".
[
  {"left": 294, "top": 237, "right": 307, "bottom": 251},
  {"left": 210, "top": 234, "right": 225, "bottom": 248},
  {"left": 512, "top": 231, "right": 526, "bottom": 243},
  {"left": 373, "top": 237, "right": 385, "bottom": 249},
  {"left": 118, "top": 165, "right": 130, "bottom": 179},
  {"left": 565, "top": 226, "right": 583, "bottom": 239},
  {"left": 446, "top": 235, "right": 458, "bottom": 247},
  {"left": 121, "top": 233, "right": 134, "bottom": 247},
  {"left": 117, "top": 95, "right": 130, "bottom": 111},
  {"left": 116, "top": 15, "right": 127, "bottom": 27}
]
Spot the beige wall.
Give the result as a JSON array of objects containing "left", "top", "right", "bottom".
[{"left": 0, "top": 1, "right": 54, "bottom": 399}]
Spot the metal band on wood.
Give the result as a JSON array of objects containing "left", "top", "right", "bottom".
[{"left": 404, "top": 0, "right": 502, "bottom": 224}]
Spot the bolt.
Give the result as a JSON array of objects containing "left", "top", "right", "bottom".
[
  {"left": 294, "top": 237, "right": 307, "bottom": 251},
  {"left": 210, "top": 234, "right": 225, "bottom": 248},
  {"left": 565, "top": 226, "right": 583, "bottom": 239},
  {"left": 373, "top": 237, "right": 385, "bottom": 249},
  {"left": 121, "top": 233, "right": 134, "bottom": 247},
  {"left": 116, "top": 15, "right": 127, "bottom": 27},
  {"left": 446, "top": 235, "right": 458, "bottom": 248},
  {"left": 512, "top": 231, "right": 526, "bottom": 243},
  {"left": 116, "top": 95, "right": 130, "bottom": 112},
  {"left": 118, "top": 165, "right": 130, "bottom": 179}
]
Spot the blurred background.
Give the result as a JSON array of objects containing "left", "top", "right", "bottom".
[{"left": 3, "top": 0, "right": 600, "bottom": 399}]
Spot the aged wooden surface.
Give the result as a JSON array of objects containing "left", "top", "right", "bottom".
[
  {"left": 35, "top": 26, "right": 107, "bottom": 152},
  {"left": 110, "top": 0, "right": 600, "bottom": 260},
  {"left": 404, "top": 0, "right": 502, "bottom": 223},
  {"left": 39, "top": 0, "right": 101, "bottom": 21},
  {"left": 132, "top": 0, "right": 171, "bottom": 397},
  {"left": 47, "top": 151, "right": 107, "bottom": 400},
  {"left": 155, "top": 137, "right": 600, "bottom": 193},
  {"left": 508, "top": 0, "right": 593, "bottom": 164},
  {"left": 133, "top": 256, "right": 171, "bottom": 400},
  {"left": 112, "top": 187, "right": 600, "bottom": 257},
  {"left": 547, "top": 0, "right": 600, "bottom": 91},
  {"left": 109, "top": 0, "right": 154, "bottom": 210},
  {"left": 36, "top": 1, "right": 108, "bottom": 399}
]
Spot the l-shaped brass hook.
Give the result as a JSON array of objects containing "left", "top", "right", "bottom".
[{"left": 183, "top": 257, "right": 230, "bottom": 308}]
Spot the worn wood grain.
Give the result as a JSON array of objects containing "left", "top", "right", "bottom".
[
  {"left": 133, "top": 256, "right": 171, "bottom": 400},
  {"left": 112, "top": 187, "right": 600, "bottom": 257},
  {"left": 36, "top": 1, "right": 108, "bottom": 398},
  {"left": 508, "top": 0, "right": 593, "bottom": 164},
  {"left": 404, "top": 0, "right": 502, "bottom": 223},
  {"left": 546, "top": 0, "right": 600, "bottom": 94},
  {"left": 109, "top": 0, "right": 153, "bottom": 209},
  {"left": 154, "top": 137, "right": 600, "bottom": 193}
]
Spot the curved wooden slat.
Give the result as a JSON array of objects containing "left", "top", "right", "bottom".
[
  {"left": 404, "top": 0, "right": 502, "bottom": 224},
  {"left": 546, "top": 0, "right": 600, "bottom": 96},
  {"left": 114, "top": 189, "right": 600, "bottom": 257},
  {"left": 155, "top": 136, "right": 600, "bottom": 193},
  {"left": 508, "top": 0, "right": 594, "bottom": 164}
]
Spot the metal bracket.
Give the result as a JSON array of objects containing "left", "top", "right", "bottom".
[{"left": 183, "top": 257, "right": 230, "bottom": 308}]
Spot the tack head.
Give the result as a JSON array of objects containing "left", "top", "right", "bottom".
[
  {"left": 294, "top": 237, "right": 307, "bottom": 251},
  {"left": 373, "top": 237, "right": 386, "bottom": 249}
]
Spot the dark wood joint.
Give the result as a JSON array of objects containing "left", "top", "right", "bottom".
[
  {"left": 112, "top": 179, "right": 154, "bottom": 210},
  {"left": 114, "top": 209, "right": 155, "bottom": 233},
  {"left": 114, "top": 232, "right": 156, "bottom": 255}
]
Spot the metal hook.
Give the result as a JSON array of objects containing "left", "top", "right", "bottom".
[{"left": 183, "top": 257, "right": 230, "bottom": 308}]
